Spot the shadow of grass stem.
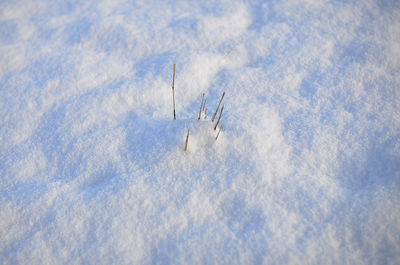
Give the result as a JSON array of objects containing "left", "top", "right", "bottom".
[{"left": 216, "top": 123, "right": 223, "bottom": 140}]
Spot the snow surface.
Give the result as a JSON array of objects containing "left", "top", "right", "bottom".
[{"left": 1, "top": 0, "right": 400, "bottom": 264}]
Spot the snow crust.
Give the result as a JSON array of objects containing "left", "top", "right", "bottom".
[{"left": 1, "top": 0, "right": 400, "bottom": 264}]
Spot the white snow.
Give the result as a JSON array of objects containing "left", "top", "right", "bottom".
[{"left": 1, "top": 0, "right": 400, "bottom": 264}]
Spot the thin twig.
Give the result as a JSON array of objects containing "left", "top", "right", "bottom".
[
  {"left": 184, "top": 128, "right": 190, "bottom": 151},
  {"left": 215, "top": 123, "right": 223, "bottom": 140},
  {"left": 204, "top": 108, "right": 207, "bottom": 119},
  {"left": 214, "top": 104, "right": 224, "bottom": 130},
  {"left": 198, "top": 93, "right": 205, "bottom": 120},
  {"left": 172, "top": 64, "right": 176, "bottom": 120},
  {"left": 202, "top": 98, "right": 206, "bottom": 112},
  {"left": 211, "top": 92, "right": 225, "bottom": 122}
]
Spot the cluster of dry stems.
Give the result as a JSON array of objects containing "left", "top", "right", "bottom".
[{"left": 171, "top": 64, "right": 225, "bottom": 151}]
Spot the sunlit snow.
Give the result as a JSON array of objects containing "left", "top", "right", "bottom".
[{"left": 1, "top": 0, "right": 400, "bottom": 264}]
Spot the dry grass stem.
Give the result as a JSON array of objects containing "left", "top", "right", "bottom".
[
  {"left": 211, "top": 92, "right": 225, "bottom": 122},
  {"left": 184, "top": 128, "right": 190, "bottom": 151},
  {"left": 198, "top": 93, "right": 205, "bottom": 120},
  {"left": 172, "top": 64, "right": 176, "bottom": 120},
  {"left": 214, "top": 104, "right": 224, "bottom": 130}
]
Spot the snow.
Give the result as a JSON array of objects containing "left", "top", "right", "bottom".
[{"left": 1, "top": 0, "right": 400, "bottom": 264}]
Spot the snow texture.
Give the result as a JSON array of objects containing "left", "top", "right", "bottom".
[{"left": 1, "top": 0, "right": 400, "bottom": 264}]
